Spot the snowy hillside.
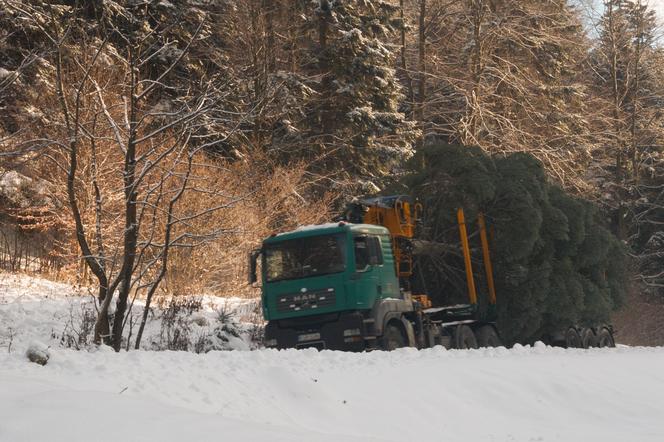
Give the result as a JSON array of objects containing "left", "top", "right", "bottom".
[
  {"left": 0, "top": 272, "right": 261, "bottom": 352},
  {"left": 2, "top": 273, "right": 664, "bottom": 442}
]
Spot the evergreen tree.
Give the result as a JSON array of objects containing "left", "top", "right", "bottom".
[
  {"left": 593, "top": 0, "right": 659, "bottom": 182},
  {"left": 591, "top": 0, "right": 664, "bottom": 296},
  {"left": 310, "top": 0, "right": 418, "bottom": 180},
  {"left": 404, "top": 142, "right": 627, "bottom": 344}
]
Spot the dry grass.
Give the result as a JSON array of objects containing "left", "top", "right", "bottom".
[{"left": 158, "top": 153, "right": 338, "bottom": 298}]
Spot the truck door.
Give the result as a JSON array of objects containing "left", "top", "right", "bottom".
[{"left": 350, "top": 235, "right": 384, "bottom": 307}]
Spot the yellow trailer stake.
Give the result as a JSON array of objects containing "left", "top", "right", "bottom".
[
  {"left": 478, "top": 213, "right": 497, "bottom": 305},
  {"left": 457, "top": 208, "right": 477, "bottom": 305}
]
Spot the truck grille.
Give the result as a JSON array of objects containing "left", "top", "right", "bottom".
[{"left": 276, "top": 288, "right": 336, "bottom": 313}]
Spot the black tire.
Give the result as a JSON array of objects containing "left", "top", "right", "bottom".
[
  {"left": 596, "top": 327, "right": 615, "bottom": 348},
  {"left": 381, "top": 322, "right": 406, "bottom": 351},
  {"left": 454, "top": 325, "right": 478, "bottom": 349},
  {"left": 565, "top": 327, "right": 582, "bottom": 348},
  {"left": 476, "top": 325, "right": 502, "bottom": 348},
  {"left": 581, "top": 328, "right": 597, "bottom": 348}
]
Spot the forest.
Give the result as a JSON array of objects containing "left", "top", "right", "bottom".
[{"left": 0, "top": 0, "right": 663, "bottom": 346}]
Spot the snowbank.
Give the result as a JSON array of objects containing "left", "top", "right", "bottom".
[{"left": 1, "top": 345, "right": 663, "bottom": 441}]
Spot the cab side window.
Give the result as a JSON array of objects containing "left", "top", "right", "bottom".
[{"left": 354, "top": 235, "right": 383, "bottom": 271}]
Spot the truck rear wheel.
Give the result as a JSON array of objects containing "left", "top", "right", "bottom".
[
  {"left": 476, "top": 325, "right": 501, "bottom": 348},
  {"left": 454, "top": 325, "right": 478, "bottom": 349},
  {"left": 565, "top": 327, "right": 582, "bottom": 348},
  {"left": 581, "top": 328, "right": 597, "bottom": 348},
  {"left": 381, "top": 323, "right": 406, "bottom": 351},
  {"left": 596, "top": 327, "right": 615, "bottom": 348}
]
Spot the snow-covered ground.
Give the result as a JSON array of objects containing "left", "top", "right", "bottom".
[
  {"left": 0, "top": 272, "right": 260, "bottom": 352},
  {"left": 2, "top": 272, "right": 664, "bottom": 442}
]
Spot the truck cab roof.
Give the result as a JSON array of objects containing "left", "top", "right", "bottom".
[{"left": 264, "top": 222, "right": 390, "bottom": 244}]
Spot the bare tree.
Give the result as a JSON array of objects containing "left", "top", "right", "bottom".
[
  {"left": 402, "top": 0, "right": 595, "bottom": 189},
  {"left": 3, "top": 2, "right": 242, "bottom": 350}
]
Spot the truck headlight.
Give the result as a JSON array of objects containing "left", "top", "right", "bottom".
[
  {"left": 265, "top": 338, "right": 277, "bottom": 347},
  {"left": 343, "top": 328, "right": 361, "bottom": 337}
]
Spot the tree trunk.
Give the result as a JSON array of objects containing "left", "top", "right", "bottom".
[
  {"left": 112, "top": 51, "right": 140, "bottom": 351},
  {"left": 607, "top": 1, "right": 623, "bottom": 181},
  {"left": 469, "top": 0, "right": 483, "bottom": 145},
  {"left": 400, "top": 0, "right": 414, "bottom": 119},
  {"left": 416, "top": 0, "right": 426, "bottom": 150},
  {"left": 318, "top": 0, "right": 332, "bottom": 139},
  {"left": 265, "top": 0, "right": 276, "bottom": 73},
  {"left": 630, "top": 3, "right": 643, "bottom": 184}
]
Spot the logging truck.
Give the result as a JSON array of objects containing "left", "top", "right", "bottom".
[{"left": 249, "top": 196, "right": 615, "bottom": 351}]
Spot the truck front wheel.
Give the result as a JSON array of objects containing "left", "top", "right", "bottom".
[{"left": 381, "top": 323, "right": 406, "bottom": 351}]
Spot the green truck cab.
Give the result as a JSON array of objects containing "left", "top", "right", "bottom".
[{"left": 250, "top": 222, "right": 416, "bottom": 351}]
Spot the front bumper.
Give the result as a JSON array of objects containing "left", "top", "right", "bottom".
[{"left": 264, "top": 311, "right": 367, "bottom": 351}]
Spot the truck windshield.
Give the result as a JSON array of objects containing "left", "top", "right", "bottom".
[{"left": 264, "top": 234, "right": 346, "bottom": 282}]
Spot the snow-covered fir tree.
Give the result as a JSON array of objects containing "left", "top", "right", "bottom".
[{"left": 311, "top": 0, "right": 418, "bottom": 180}]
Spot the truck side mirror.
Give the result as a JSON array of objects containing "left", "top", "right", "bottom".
[{"left": 248, "top": 249, "right": 261, "bottom": 284}]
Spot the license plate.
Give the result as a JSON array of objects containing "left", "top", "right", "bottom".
[{"left": 297, "top": 332, "right": 321, "bottom": 342}]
